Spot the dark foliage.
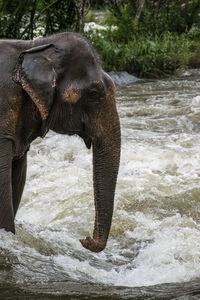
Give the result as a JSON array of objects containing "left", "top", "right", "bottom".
[{"left": 0, "top": 0, "right": 200, "bottom": 76}]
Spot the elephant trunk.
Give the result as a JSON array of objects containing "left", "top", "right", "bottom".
[{"left": 80, "top": 108, "right": 121, "bottom": 252}]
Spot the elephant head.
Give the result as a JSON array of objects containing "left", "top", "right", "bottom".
[{"left": 13, "top": 33, "right": 121, "bottom": 252}]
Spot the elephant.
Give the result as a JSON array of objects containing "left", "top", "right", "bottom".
[{"left": 0, "top": 32, "right": 121, "bottom": 253}]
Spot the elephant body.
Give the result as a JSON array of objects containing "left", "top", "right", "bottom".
[{"left": 0, "top": 32, "right": 121, "bottom": 252}]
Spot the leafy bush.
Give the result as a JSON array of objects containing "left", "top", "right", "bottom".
[
  {"left": 88, "top": 30, "right": 191, "bottom": 78},
  {"left": 188, "top": 25, "right": 200, "bottom": 39},
  {"left": 85, "top": 0, "right": 198, "bottom": 77},
  {"left": 188, "top": 39, "right": 200, "bottom": 68}
]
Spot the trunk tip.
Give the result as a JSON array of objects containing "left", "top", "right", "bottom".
[{"left": 80, "top": 236, "right": 106, "bottom": 253}]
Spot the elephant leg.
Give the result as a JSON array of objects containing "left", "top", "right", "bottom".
[
  {"left": 0, "top": 139, "right": 15, "bottom": 233},
  {"left": 12, "top": 153, "right": 27, "bottom": 217}
]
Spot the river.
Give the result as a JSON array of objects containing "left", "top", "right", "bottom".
[{"left": 1, "top": 69, "right": 200, "bottom": 299}]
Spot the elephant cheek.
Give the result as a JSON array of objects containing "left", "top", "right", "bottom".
[{"left": 62, "top": 86, "right": 81, "bottom": 104}]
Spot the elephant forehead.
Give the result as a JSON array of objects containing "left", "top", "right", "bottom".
[{"left": 62, "top": 86, "right": 81, "bottom": 104}]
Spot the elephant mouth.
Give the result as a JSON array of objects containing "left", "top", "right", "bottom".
[
  {"left": 79, "top": 132, "right": 92, "bottom": 149},
  {"left": 66, "top": 129, "right": 92, "bottom": 149},
  {"left": 66, "top": 129, "right": 80, "bottom": 135},
  {"left": 82, "top": 135, "right": 92, "bottom": 149}
]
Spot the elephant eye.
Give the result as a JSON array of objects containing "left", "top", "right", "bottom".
[{"left": 89, "top": 88, "right": 100, "bottom": 98}]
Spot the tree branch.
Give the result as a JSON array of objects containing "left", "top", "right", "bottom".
[
  {"left": 1, "top": 0, "right": 26, "bottom": 34},
  {"left": 134, "top": 0, "right": 145, "bottom": 25},
  {"left": 20, "top": 0, "right": 60, "bottom": 38},
  {"left": 0, "top": 0, "right": 9, "bottom": 13},
  {"left": 73, "top": 0, "right": 90, "bottom": 32},
  {"left": 29, "top": 0, "right": 37, "bottom": 39}
]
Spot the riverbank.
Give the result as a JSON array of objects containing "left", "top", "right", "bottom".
[
  {"left": 108, "top": 71, "right": 143, "bottom": 86},
  {"left": 109, "top": 67, "right": 200, "bottom": 87}
]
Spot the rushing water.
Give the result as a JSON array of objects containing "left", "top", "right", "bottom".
[{"left": 1, "top": 69, "right": 200, "bottom": 299}]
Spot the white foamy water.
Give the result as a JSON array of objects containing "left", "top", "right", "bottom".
[{"left": 1, "top": 70, "right": 200, "bottom": 295}]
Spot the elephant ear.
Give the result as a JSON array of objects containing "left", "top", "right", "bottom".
[{"left": 13, "top": 44, "right": 59, "bottom": 120}]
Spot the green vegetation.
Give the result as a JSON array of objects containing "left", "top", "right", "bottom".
[
  {"left": 89, "top": 30, "right": 191, "bottom": 78},
  {"left": 87, "top": 0, "right": 200, "bottom": 77},
  {"left": 0, "top": 0, "right": 200, "bottom": 78}
]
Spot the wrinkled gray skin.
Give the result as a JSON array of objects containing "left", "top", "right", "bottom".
[{"left": 0, "top": 32, "right": 121, "bottom": 252}]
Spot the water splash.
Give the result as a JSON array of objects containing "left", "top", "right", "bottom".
[{"left": 1, "top": 71, "right": 200, "bottom": 298}]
